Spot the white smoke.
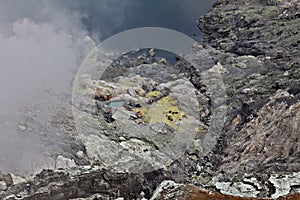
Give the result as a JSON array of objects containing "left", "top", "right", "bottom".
[
  {"left": 0, "top": 0, "right": 90, "bottom": 111},
  {"left": 0, "top": 0, "right": 92, "bottom": 176}
]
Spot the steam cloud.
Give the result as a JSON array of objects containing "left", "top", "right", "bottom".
[
  {"left": 0, "top": 0, "right": 90, "bottom": 176},
  {"left": 0, "top": 0, "right": 88, "bottom": 111}
]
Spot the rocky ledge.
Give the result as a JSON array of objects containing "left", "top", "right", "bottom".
[{"left": 1, "top": 0, "right": 300, "bottom": 199}]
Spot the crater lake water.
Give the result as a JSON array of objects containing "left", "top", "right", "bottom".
[{"left": 61, "top": 0, "right": 218, "bottom": 41}]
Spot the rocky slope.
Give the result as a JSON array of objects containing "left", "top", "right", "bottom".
[
  {"left": 0, "top": 0, "right": 300, "bottom": 199},
  {"left": 194, "top": 0, "right": 300, "bottom": 197}
]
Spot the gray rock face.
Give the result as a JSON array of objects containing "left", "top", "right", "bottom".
[
  {"left": 189, "top": 0, "right": 300, "bottom": 198},
  {"left": 0, "top": 181, "right": 7, "bottom": 191},
  {"left": 198, "top": 0, "right": 300, "bottom": 70}
]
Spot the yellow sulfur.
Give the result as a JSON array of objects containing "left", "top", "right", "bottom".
[{"left": 133, "top": 96, "right": 183, "bottom": 129}]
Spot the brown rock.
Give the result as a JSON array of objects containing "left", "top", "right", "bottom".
[{"left": 154, "top": 184, "right": 300, "bottom": 200}]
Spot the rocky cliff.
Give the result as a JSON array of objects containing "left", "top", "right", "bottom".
[{"left": 0, "top": 0, "right": 300, "bottom": 199}]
